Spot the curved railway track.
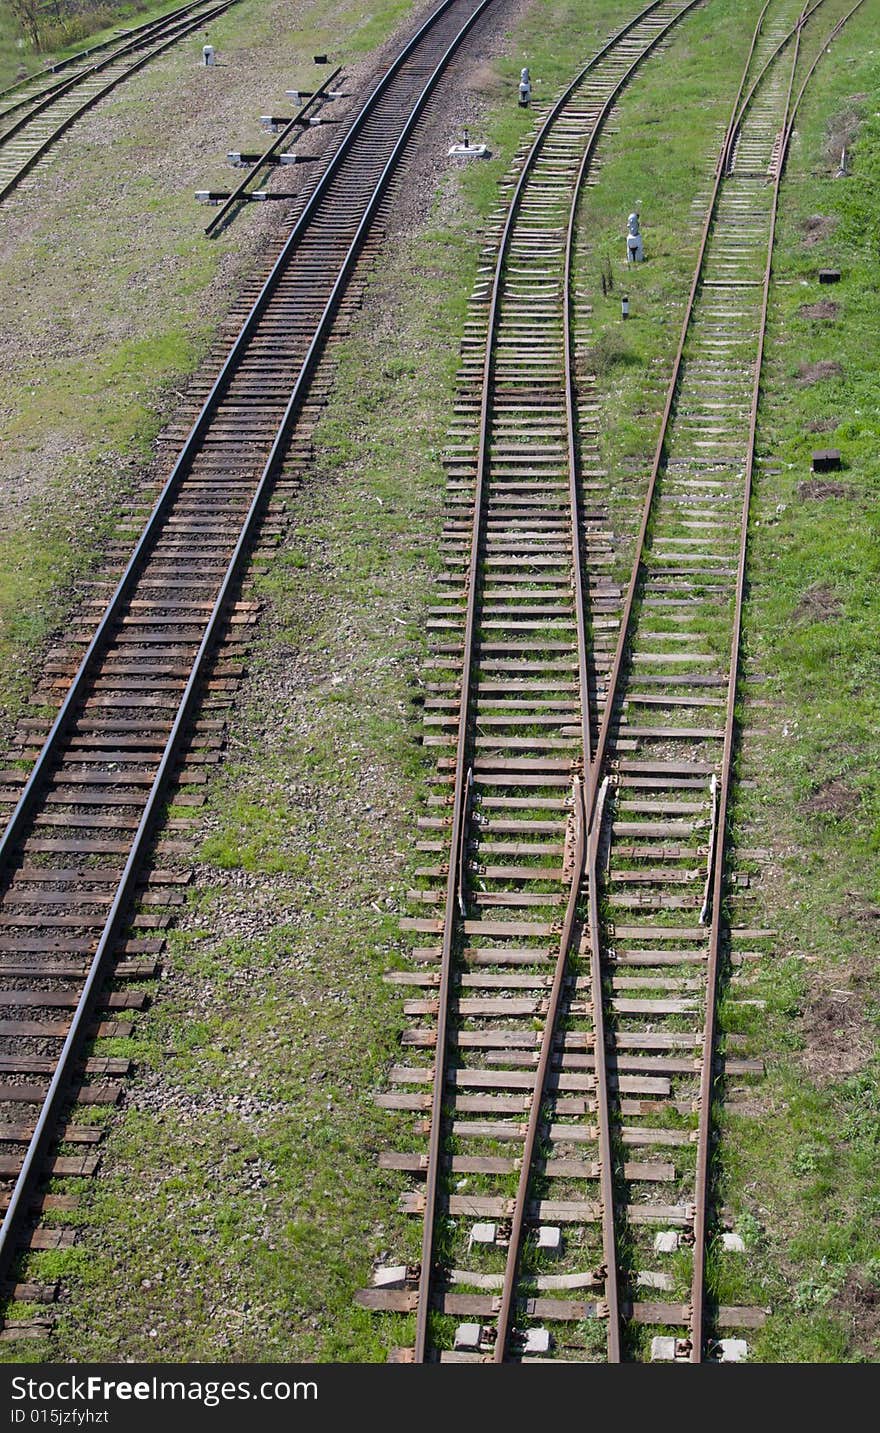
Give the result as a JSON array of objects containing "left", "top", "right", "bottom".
[
  {"left": 361, "top": 0, "right": 863, "bottom": 1363},
  {"left": 0, "top": 0, "right": 241, "bottom": 205},
  {"left": 0, "top": 0, "right": 504, "bottom": 1327}
]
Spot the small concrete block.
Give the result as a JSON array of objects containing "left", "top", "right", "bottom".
[
  {"left": 717, "top": 1338, "right": 748, "bottom": 1363},
  {"left": 650, "top": 1337, "right": 678, "bottom": 1362},
  {"left": 537, "top": 1225, "right": 562, "bottom": 1253},
  {"left": 454, "top": 1323, "right": 483, "bottom": 1352},
  {"left": 721, "top": 1232, "right": 746, "bottom": 1253},
  {"left": 372, "top": 1264, "right": 407, "bottom": 1289},
  {"left": 637, "top": 1270, "right": 674, "bottom": 1291},
  {"left": 523, "top": 1327, "right": 551, "bottom": 1355},
  {"left": 448, "top": 143, "right": 490, "bottom": 160},
  {"left": 818, "top": 268, "right": 841, "bottom": 284},
  {"left": 654, "top": 1230, "right": 679, "bottom": 1254},
  {"left": 469, "top": 1222, "right": 497, "bottom": 1247}
]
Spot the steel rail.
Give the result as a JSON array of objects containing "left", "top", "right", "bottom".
[
  {"left": 203, "top": 66, "right": 342, "bottom": 239},
  {"left": 586, "top": 0, "right": 838, "bottom": 814},
  {"left": 0, "top": 0, "right": 226, "bottom": 109},
  {"left": 0, "top": 0, "right": 498, "bottom": 1283},
  {"left": 585, "top": 0, "right": 776, "bottom": 807},
  {"left": 0, "top": 0, "right": 240, "bottom": 203},
  {"left": 0, "top": 0, "right": 481, "bottom": 885},
  {"left": 720, "top": 0, "right": 828, "bottom": 174},
  {"left": 690, "top": 0, "right": 867, "bottom": 1362},
  {"left": 491, "top": 777, "right": 586, "bottom": 1362},
  {"left": 491, "top": 0, "right": 705, "bottom": 1364},
  {"left": 0, "top": 0, "right": 231, "bottom": 124},
  {"left": 412, "top": 0, "right": 704, "bottom": 1365},
  {"left": 563, "top": 0, "right": 833, "bottom": 1360}
]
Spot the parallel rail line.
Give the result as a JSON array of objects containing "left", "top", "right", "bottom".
[
  {"left": 0, "top": 0, "right": 502, "bottom": 1319},
  {"left": 0, "top": 0, "right": 241, "bottom": 204},
  {"left": 361, "top": 0, "right": 861, "bottom": 1362}
]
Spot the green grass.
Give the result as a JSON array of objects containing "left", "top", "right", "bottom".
[
  {"left": 713, "top": 1, "right": 880, "bottom": 1363},
  {"left": 0, "top": 0, "right": 211, "bottom": 88}
]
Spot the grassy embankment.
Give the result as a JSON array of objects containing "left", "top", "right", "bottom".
[
  {"left": 0, "top": 0, "right": 201, "bottom": 92},
  {"left": 4, "top": 0, "right": 756, "bottom": 1364},
  {"left": 711, "top": 2, "right": 880, "bottom": 1362}
]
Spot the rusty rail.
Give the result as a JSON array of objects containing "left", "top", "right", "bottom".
[{"left": 690, "top": 0, "right": 867, "bottom": 1360}]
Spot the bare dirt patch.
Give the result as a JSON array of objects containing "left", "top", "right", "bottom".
[
  {"left": 806, "top": 417, "right": 838, "bottom": 434},
  {"left": 796, "top": 359, "right": 842, "bottom": 385},
  {"left": 825, "top": 104, "right": 864, "bottom": 171},
  {"left": 801, "top": 213, "right": 838, "bottom": 246},
  {"left": 796, "top": 477, "right": 853, "bottom": 500},
  {"left": 833, "top": 1268, "right": 880, "bottom": 1359},
  {"left": 847, "top": 894, "right": 880, "bottom": 928},
  {"left": 798, "top": 300, "right": 839, "bottom": 321},
  {"left": 801, "top": 956, "right": 873, "bottom": 1083},
  {"left": 801, "top": 778, "right": 859, "bottom": 816},
  {"left": 792, "top": 584, "right": 841, "bottom": 624}
]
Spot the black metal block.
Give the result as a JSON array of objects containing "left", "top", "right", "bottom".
[
  {"left": 818, "top": 268, "right": 841, "bottom": 284},
  {"left": 811, "top": 449, "right": 841, "bottom": 472}
]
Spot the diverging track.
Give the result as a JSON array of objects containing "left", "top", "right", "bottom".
[{"left": 362, "top": 0, "right": 863, "bottom": 1363}]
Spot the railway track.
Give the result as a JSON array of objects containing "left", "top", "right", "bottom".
[
  {"left": 0, "top": 0, "right": 241, "bottom": 205},
  {"left": 360, "top": 0, "right": 862, "bottom": 1363},
  {"left": 0, "top": 0, "right": 504, "bottom": 1334}
]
